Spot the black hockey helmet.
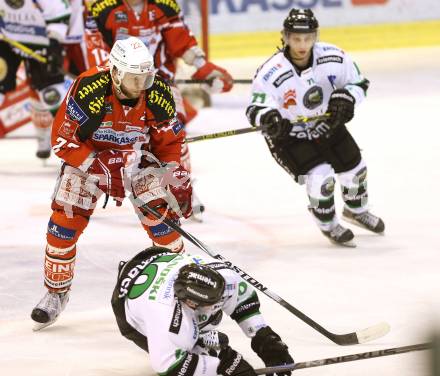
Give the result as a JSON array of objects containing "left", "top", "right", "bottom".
[
  {"left": 283, "top": 8, "right": 319, "bottom": 34},
  {"left": 174, "top": 263, "right": 225, "bottom": 306}
]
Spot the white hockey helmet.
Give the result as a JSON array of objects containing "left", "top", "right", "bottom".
[{"left": 109, "top": 36, "right": 156, "bottom": 89}]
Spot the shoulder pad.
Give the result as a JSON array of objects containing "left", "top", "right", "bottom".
[
  {"left": 91, "top": 0, "right": 122, "bottom": 18},
  {"left": 71, "top": 69, "right": 111, "bottom": 140},
  {"left": 150, "top": 0, "right": 181, "bottom": 17},
  {"left": 147, "top": 76, "right": 176, "bottom": 125}
]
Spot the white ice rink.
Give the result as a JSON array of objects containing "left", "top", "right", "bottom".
[{"left": 1, "top": 47, "right": 439, "bottom": 375}]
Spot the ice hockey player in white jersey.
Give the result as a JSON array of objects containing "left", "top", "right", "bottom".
[
  {"left": 246, "top": 8, "right": 384, "bottom": 247},
  {"left": 0, "top": 0, "right": 71, "bottom": 159},
  {"left": 112, "top": 247, "right": 294, "bottom": 376}
]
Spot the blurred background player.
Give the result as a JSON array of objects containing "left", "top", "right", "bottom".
[
  {"left": 112, "top": 246, "right": 294, "bottom": 376},
  {"left": 0, "top": 0, "right": 71, "bottom": 159},
  {"left": 31, "top": 37, "right": 193, "bottom": 329},
  {"left": 90, "top": 0, "right": 234, "bottom": 216},
  {"left": 246, "top": 9, "right": 384, "bottom": 247}
]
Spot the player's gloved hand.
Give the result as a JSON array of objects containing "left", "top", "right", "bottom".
[
  {"left": 88, "top": 150, "right": 125, "bottom": 206},
  {"left": 192, "top": 62, "right": 233, "bottom": 93},
  {"left": 260, "top": 109, "right": 292, "bottom": 140},
  {"left": 132, "top": 159, "right": 192, "bottom": 219},
  {"left": 217, "top": 346, "right": 257, "bottom": 376},
  {"left": 326, "top": 89, "right": 355, "bottom": 129},
  {"left": 167, "top": 164, "right": 193, "bottom": 219},
  {"left": 251, "top": 326, "right": 294, "bottom": 376},
  {"left": 46, "top": 38, "right": 64, "bottom": 75}
]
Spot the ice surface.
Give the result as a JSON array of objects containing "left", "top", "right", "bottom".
[{"left": 1, "top": 47, "right": 439, "bottom": 375}]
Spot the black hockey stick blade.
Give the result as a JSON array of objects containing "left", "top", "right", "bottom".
[
  {"left": 175, "top": 78, "right": 252, "bottom": 84},
  {"left": 140, "top": 204, "right": 390, "bottom": 346},
  {"left": 254, "top": 343, "right": 432, "bottom": 374}
]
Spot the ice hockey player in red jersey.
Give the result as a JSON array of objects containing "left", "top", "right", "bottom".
[
  {"left": 90, "top": 0, "right": 233, "bottom": 215},
  {"left": 31, "top": 37, "right": 193, "bottom": 330}
]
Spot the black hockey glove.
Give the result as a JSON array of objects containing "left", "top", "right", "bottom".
[
  {"left": 326, "top": 89, "right": 355, "bottom": 129},
  {"left": 217, "top": 346, "right": 257, "bottom": 376},
  {"left": 260, "top": 109, "right": 292, "bottom": 140},
  {"left": 251, "top": 326, "right": 294, "bottom": 376},
  {"left": 46, "top": 38, "right": 64, "bottom": 76}
]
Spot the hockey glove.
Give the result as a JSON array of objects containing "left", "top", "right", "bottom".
[
  {"left": 192, "top": 62, "right": 233, "bottom": 93},
  {"left": 88, "top": 150, "right": 125, "bottom": 206},
  {"left": 132, "top": 161, "right": 193, "bottom": 219},
  {"left": 251, "top": 326, "right": 294, "bottom": 376},
  {"left": 260, "top": 109, "right": 292, "bottom": 140},
  {"left": 168, "top": 164, "right": 193, "bottom": 219},
  {"left": 217, "top": 346, "right": 257, "bottom": 376},
  {"left": 326, "top": 89, "right": 355, "bottom": 129},
  {"left": 46, "top": 38, "right": 65, "bottom": 76}
]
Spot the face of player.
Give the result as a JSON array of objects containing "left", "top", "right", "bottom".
[
  {"left": 119, "top": 71, "right": 154, "bottom": 98},
  {"left": 284, "top": 32, "right": 317, "bottom": 66}
]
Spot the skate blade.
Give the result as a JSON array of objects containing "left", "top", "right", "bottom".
[
  {"left": 342, "top": 215, "right": 385, "bottom": 235},
  {"left": 328, "top": 238, "right": 357, "bottom": 248},
  {"left": 32, "top": 319, "right": 57, "bottom": 331}
]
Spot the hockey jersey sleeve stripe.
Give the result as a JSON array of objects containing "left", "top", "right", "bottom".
[{"left": 230, "top": 292, "right": 261, "bottom": 323}]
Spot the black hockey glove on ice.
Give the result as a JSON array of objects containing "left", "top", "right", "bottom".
[
  {"left": 251, "top": 326, "right": 294, "bottom": 376},
  {"left": 217, "top": 346, "right": 257, "bottom": 376},
  {"left": 260, "top": 109, "right": 292, "bottom": 140},
  {"left": 326, "top": 88, "right": 355, "bottom": 129}
]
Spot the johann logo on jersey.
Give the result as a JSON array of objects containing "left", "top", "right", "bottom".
[{"left": 92, "top": 127, "right": 147, "bottom": 145}]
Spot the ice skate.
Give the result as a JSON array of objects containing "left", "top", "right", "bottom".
[
  {"left": 31, "top": 291, "right": 69, "bottom": 331},
  {"left": 35, "top": 127, "right": 51, "bottom": 160},
  {"left": 321, "top": 224, "right": 356, "bottom": 247},
  {"left": 196, "top": 330, "right": 229, "bottom": 355},
  {"left": 342, "top": 208, "right": 385, "bottom": 234}
]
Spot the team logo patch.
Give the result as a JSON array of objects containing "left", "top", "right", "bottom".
[
  {"left": 171, "top": 119, "right": 184, "bottom": 135},
  {"left": 317, "top": 55, "right": 343, "bottom": 65},
  {"left": 67, "top": 97, "right": 89, "bottom": 125},
  {"left": 115, "top": 11, "right": 128, "bottom": 22},
  {"left": 283, "top": 89, "right": 297, "bottom": 109},
  {"left": 303, "top": 86, "right": 323, "bottom": 110},
  {"left": 58, "top": 120, "right": 78, "bottom": 139},
  {"left": 273, "top": 70, "right": 294, "bottom": 88},
  {"left": 104, "top": 102, "right": 113, "bottom": 114},
  {"left": 47, "top": 220, "right": 76, "bottom": 240},
  {"left": 263, "top": 63, "right": 282, "bottom": 82},
  {"left": 150, "top": 222, "right": 173, "bottom": 237},
  {"left": 321, "top": 177, "right": 335, "bottom": 197}
]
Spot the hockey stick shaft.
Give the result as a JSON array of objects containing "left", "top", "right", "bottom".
[
  {"left": 254, "top": 343, "right": 432, "bottom": 374},
  {"left": 141, "top": 205, "right": 388, "bottom": 346},
  {"left": 0, "top": 33, "right": 47, "bottom": 64},
  {"left": 175, "top": 78, "right": 252, "bottom": 85},
  {"left": 186, "top": 114, "right": 330, "bottom": 144}
]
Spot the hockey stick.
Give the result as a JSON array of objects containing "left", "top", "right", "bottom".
[
  {"left": 0, "top": 33, "right": 47, "bottom": 64},
  {"left": 175, "top": 78, "right": 252, "bottom": 85},
  {"left": 186, "top": 114, "right": 330, "bottom": 143},
  {"left": 141, "top": 205, "right": 390, "bottom": 346},
  {"left": 254, "top": 343, "right": 432, "bottom": 374}
]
